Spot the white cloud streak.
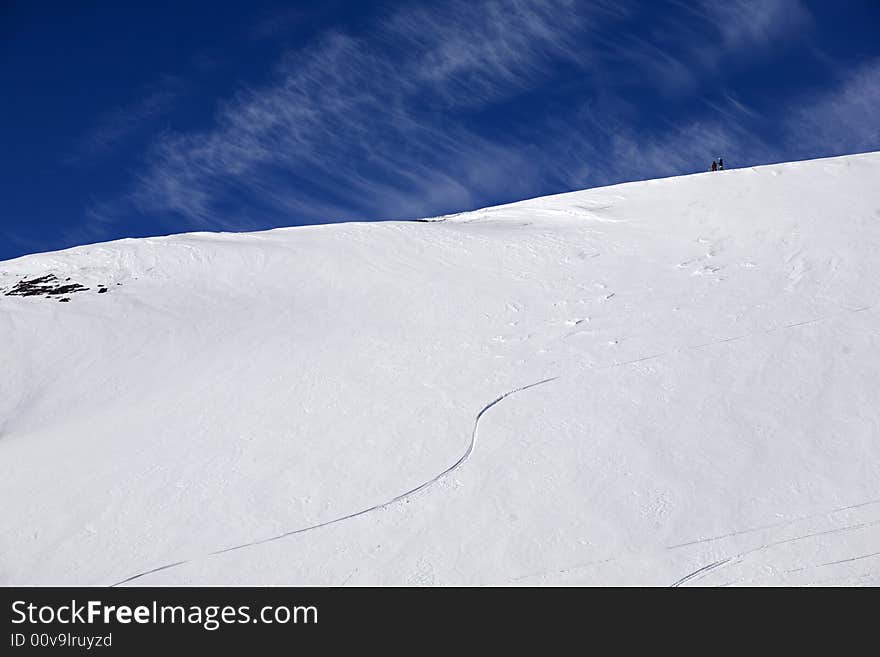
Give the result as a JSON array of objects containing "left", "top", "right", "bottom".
[
  {"left": 698, "top": 0, "right": 813, "bottom": 52},
  {"left": 785, "top": 58, "right": 880, "bottom": 158},
  {"left": 68, "top": 75, "right": 184, "bottom": 163},
  {"left": 130, "top": 0, "right": 609, "bottom": 228},
  {"left": 81, "top": 0, "right": 876, "bottom": 243}
]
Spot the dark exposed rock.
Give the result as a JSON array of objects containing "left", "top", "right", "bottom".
[
  {"left": 5, "top": 274, "right": 89, "bottom": 298},
  {"left": 4, "top": 274, "right": 123, "bottom": 301}
]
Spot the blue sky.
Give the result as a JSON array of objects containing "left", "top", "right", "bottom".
[{"left": 2, "top": 0, "right": 879, "bottom": 261}]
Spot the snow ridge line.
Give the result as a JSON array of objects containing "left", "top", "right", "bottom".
[{"left": 110, "top": 376, "right": 559, "bottom": 586}]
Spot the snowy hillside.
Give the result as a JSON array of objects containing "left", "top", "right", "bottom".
[{"left": 2, "top": 152, "right": 879, "bottom": 586}]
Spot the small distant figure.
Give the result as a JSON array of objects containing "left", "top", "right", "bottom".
[
  {"left": 719, "top": 158, "right": 724, "bottom": 170},
  {"left": 711, "top": 160, "right": 718, "bottom": 172}
]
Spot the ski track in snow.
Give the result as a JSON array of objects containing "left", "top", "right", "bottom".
[
  {"left": 663, "top": 304, "right": 879, "bottom": 587},
  {"left": 670, "top": 558, "right": 733, "bottom": 588},
  {"left": 506, "top": 301, "right": 879, "bottom": 586},
  {"left": 590, "top": 303, "right": 875, "bottom": 372},
  {"left": 112, "top": 301, "right": 875, "bottom": 586},
  {"left": 111, "top": 376, "right": 559, "bottom": 586},
  {"left": 510, "top": 498, "right": 880, "bottom": 585},
  {"left": 673, "top": 517, "right": 880, "bottom": 587},
  {"left": 666, "top": 497, "right": 880, "bottom": 550},
  {"left": 5, "top": 153, "right": 880, "bottom": 587}
]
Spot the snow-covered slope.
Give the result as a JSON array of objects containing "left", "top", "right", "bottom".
[{"left": 2, "top": 152, "right": 879, "bottom": 586}]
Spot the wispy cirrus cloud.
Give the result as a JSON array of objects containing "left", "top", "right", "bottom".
[
  {"left": 526, "top": 92, "right": 772, "bottom": 190},
  {"left": 695, "top": 0, "right": 813, "bottom": 52},
  {"left": 67, "top": 75, "right": 184, "bottom": 164},
  {"left": 126, "top": 0, "right": 619, "bottom": 230},
  {"left": 602, "top": 0, "right": 813, "bottom": 95},
  {"left": 79, "top": 0, "right": 875, "bottom": 246},
  {"left": 382, "top": 0, "right": 628, "bottom": 107},
  {"left": 562, "top": 56, "right": 880, "bottom": 189},
  {"left": 785, "top": 58, "right": 880, "bottom": 158}
]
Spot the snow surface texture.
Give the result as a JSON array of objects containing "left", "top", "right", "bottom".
[{"left": 2, "top": 152, "right": 879, "bottom": 586}]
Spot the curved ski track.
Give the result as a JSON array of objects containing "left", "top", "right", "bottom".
[
  {"left": 111, "top": 376, "right": 558, "bottom": 586},
  {"left": 112, "top": 301, "right": 876, "bottom": 586}
]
